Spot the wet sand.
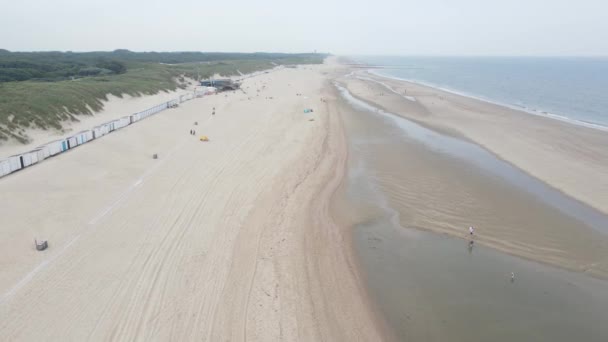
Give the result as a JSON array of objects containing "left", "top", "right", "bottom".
[
  {"left": 354, "top": 219, "right": 608, "bottom": 342},
  {"left": 333, "top": 84, "right": 608, "bottom": 340},
  {"left": 344, "top": 71, "right": 608, "bottom": 215},
  {"left": 337, "top": 73, "right": 608, "bottom": 279}
]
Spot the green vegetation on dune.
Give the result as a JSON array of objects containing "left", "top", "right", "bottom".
[
  {"left": 0, "top": 51, "right": 326, "bottom": 143},
  {"left": 0, "top": 65, "right": 180, "bottom": 143}
]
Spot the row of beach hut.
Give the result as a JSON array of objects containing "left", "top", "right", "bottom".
[{"left": 0, "top": 95, "right": 193, "bottom": 179}]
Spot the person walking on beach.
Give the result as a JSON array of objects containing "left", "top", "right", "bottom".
[{"left": 469, "top": 226, "right": 475, "bottom": 236}]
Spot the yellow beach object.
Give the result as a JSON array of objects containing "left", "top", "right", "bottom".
[{"left": 199, "top": 135, "right": 209, "bottom": 142}]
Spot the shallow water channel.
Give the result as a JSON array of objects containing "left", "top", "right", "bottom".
[{"left": 336, "top": 84, "right": 608, "bottom": 341}]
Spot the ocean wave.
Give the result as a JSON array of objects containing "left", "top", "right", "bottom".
[{"left": 367, "top": 69, "right": 608, "bottom": 133}]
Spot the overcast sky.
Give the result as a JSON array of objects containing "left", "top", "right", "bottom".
[{"left": 1, "top": 0, "right": 607, "bottom": 56}]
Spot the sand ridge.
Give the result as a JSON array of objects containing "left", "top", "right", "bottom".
[
  {"left": 343, "top": 71, "right": 608, "bottom": 215},
  {"left": 339, "top": 70, "right": 608, "bottom": 279}
]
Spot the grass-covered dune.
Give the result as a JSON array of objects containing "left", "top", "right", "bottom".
[{"left": 0, "top": 50, "right": 326, "bottom": 143}]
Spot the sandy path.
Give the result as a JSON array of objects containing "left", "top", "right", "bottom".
[{"left": 0, "top": 65, "right": 385, "bottom": 340}]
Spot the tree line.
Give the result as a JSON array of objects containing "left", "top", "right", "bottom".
[{"left": 0, "top": 49, "right": 326, "bottom": 82}]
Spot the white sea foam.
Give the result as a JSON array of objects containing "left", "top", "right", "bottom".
[{"left": 367, "top": 69, "right": 608, "bottom": 133}]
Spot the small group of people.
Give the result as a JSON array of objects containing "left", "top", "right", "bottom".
[
  {"left": 467, "top": 226, "right": 475, "bottom": 253},
  {"left": 189, "top": 129, "right": 196, "bottom": 135},
  {"left": 467, "top": 225, "right": 515, "bottom": 282}
]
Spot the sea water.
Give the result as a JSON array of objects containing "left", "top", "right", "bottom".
[{"left": 353, "top": 56, "right": 608, "bottom": 129}]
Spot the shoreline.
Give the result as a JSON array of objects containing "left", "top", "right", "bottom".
[
  {"left": 335, "top": 69, "right": 608, "bottom": 340},
  {"left": 367, "top": 69, "right": 608, "bottom": 133},
  {"left": 340, "top": 70, "right": 608, "bottom": 216},
  {"left": 328, "top": 88, "right": 399, "bottom": 341},
  {"left": 302, "top": 86, "right": 392, "bottom": 340},
  {"left": 336, "top": 66, "right": 608, "bottom": 280},
  {"left": 337, "top": 78, "right": 608, "bottom": 231}
]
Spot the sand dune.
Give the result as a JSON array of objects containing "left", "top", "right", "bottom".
[
  {"left": 0, "top": 63, "right": 386, "bottom": 341},
  {"left": 0, "top": 84, "right": 197, "bottom": 160}
]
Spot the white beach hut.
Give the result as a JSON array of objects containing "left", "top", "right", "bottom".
[
  {"left": 20, "top": 153, "right": 32, "bottom": 168},
  {"left": 167, "top": 99, "right": 178, "bottom": 108},
  {"left": 116, "top": 116, "right": 131, "bottom": 130},
  {"left": 37, "top": 144, "right": 51, "bottom": 159},
  {"left": 8, "top": 155, "right": 21, "bottom": 172},
  {"left": 92, "top": 125, "right": 106, "bottom": 139},
  {"left": 19, "top": 150, "right": 40, "bottom": 168},
  {"left": 28, "top": 150, "right": 39, "bottom": 165},
  {"left": 77, "top": 130, "right": 94, "bottom": 144},
  {"left": 130, "top": 113, "right": 141, "bottom": 124},
  {"left": 34, "top": 147, "right": 47, "bottom": 162},
  {"left": 0, "top": 159, "right": 11, "bottom": 177},
  {"left": 66, "top": 136, "right": 78, "bottom": 149},
  {"left": 44, "top": 139, "right": 66, "bottom": 156}
]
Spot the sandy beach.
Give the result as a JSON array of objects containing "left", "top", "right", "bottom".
[
  {"left": 2, "top": 57, "right": 608, "bottom": 340},
  {"left": 4, "top": 0, "right": 607, "bottom": 338},
  {"left": 0, "top": 62, "right": 387, "bottom": 340}
]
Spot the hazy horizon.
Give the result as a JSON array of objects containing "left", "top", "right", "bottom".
[
  {"left": 2, "top": 51, "right": 608, "bottom": 58},
  {"left": 1, "top": 0, "right": 607, "bottom": 56}
]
